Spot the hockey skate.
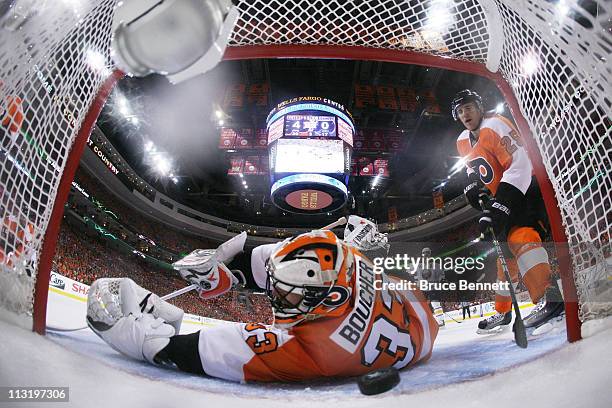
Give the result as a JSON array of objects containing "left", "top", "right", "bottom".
[
  {"left": 476, "top": 311, "right": 512, "bottom": 335},
  {"left": 522, "top": 284, "right": 565, "bottom": 336}
]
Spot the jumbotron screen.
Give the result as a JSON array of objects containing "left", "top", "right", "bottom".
[
  {"left": 275, "top": 139, "right": 344, "bottom": 173},
  {"left": 266, "top": 97, "right": 355, "bottom": 214}
]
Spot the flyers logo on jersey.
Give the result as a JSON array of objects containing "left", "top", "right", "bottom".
[{"left": 469, "top": 156, "right": 494, "bottom": 184}]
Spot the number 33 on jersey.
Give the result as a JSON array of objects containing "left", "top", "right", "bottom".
[{"left": 196, "top": 254, "right": 439, "bottom": 382}]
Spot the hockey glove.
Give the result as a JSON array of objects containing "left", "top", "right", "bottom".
[
  {"left": 464, "top": 173, "right": 491, "bottom": 211},
  {"left": 176, "top": 261, "right": 237, "bottom": 299},
  {"left": 478, "top": 198, "right": 510, "bottom": 241},
  {"left": 478, "top": 182, "right": 524, "bottom": 242}
]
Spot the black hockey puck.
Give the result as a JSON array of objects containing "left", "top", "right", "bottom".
[{"left": 358, "top": 367, "right": 401, "bottom": 395}]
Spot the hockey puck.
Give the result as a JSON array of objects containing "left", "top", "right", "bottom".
[{"left": 357, "top": 367, "right": 400, "bottom": 395}]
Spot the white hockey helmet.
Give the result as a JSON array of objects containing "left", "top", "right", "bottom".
[{"left": 422, "top": 247, "right": 432, "bottom": 257}]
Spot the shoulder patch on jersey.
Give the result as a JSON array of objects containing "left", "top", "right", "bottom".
[
  {"left": 457, "top": 129, "right": 471, "bottom": 142},
  {"left": 330, "top": 256, "right": 377, "bottom": 353}
]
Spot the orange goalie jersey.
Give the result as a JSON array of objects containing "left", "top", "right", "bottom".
[
  {"left": 456, "top": 114, "right": 533, "bottom": 195},
  {"left": 196, "top": 254, "right": 439, "bottom": 382}
]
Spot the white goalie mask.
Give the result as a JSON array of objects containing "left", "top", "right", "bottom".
[
  {"left": 266, "top": 230, "right": 354, "bottom": 329},
  {"left": 343, "top": 215, "right": 389, "bottom": 252}
]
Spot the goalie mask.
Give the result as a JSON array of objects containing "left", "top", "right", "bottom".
[
  {"left": 266, "top": 230, "right": 354, "bottom": 329},
  {"left": 343, "top": 215, "right": 389, "bottom": 252}
]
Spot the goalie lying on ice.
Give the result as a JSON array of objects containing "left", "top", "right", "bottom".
[{"left": 86, "top": 230, "right": 438, "bottom": 382}]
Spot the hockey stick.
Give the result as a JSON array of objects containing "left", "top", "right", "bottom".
[
  {"left": 444, "top": 312, "right": 462, "bottom": 323},
  {"left": 321, "top": 216, "right": 347, "bottom": 230},
  {"left": 161, "top": 283, "right": 199, "bottom": 301},
  {"left": 489, "top": 228, "right": 528, "bottom": 348}
]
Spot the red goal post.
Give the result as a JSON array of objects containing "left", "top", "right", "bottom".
[{"left": 0, "top": 0, "right": 609, "bottom": 343}]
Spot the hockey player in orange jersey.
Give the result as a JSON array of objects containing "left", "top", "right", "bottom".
[
  {"left": 452, "top": 89, "right": 564, "bottom": 333},
  {"left": 86, "top": 230, "right": 439, "bottom": 382}
]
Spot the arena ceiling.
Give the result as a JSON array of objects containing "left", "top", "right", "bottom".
[{"left": 96, "top": 58, "right": 507, "bottom": 228}]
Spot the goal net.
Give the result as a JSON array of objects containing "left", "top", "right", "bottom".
[{"left": 0, "top": 0, "right": 610, "bottom": 338}]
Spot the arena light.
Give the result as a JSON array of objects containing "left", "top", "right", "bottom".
[
  {"left": 111, "top": 0, "right": 239, "bottom": 84},
  {"left": 154, "top": 155, "right": 172, "bottom": 176},
  {"left": 116, "top": 94, "right": 129, "bottom": 116},
  {"left": 371, "top": 174, "right": 382, "bottom": 187},
  {"left": 522, "top": 53, "right": 539, "bottom": 76},
  {"left": 85, "top": 48, "right": 111, "bottom": 77},
  {"left": 448, "top": 157, "right": 466, "bottom": 177},
  {"left": 425, "top": 0, "right": 456, "bottom": 32},
  {"left": 556, "top": 0, "right": 570, "bottom": 17}
]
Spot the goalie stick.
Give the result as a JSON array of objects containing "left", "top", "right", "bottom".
[{"left": 321, "top": 216, "right": 347, "bottom": 230}]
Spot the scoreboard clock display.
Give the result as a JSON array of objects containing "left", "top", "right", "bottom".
[{"left": 284, "top": 114, "right": 337, "bottom": 137}]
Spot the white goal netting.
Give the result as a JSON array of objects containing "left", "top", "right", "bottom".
[{"left": 0, "top": 0, "right": 610, "bottom": 330}]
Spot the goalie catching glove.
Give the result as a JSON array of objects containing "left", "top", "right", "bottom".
[{"left": 343, "top": 215, "right": 389, "bottom": 252}]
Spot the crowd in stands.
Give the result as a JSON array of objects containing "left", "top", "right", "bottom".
[
  {"left": 74, "top": 168, "right": 212, "bottom": 254},
  {"left": 53, "top": 220, "right": 272, "bottom": 323}
]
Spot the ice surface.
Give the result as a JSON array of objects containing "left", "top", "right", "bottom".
[{"left": 1, "top": 288, "right": 611, "bottom": 407}]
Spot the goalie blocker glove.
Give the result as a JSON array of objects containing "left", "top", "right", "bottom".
[{"left": 176, "top": 261, "right": 238, "bottom": 299}]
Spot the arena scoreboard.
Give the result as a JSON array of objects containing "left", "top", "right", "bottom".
[{"left": 266, "top": 97, "right": 355, "bottom": 214}]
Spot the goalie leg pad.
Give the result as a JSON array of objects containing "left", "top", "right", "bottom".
[
  {"left": 87, "top": 278, "right": 183, "bottom": 363},
  {"left": 125, "top": 278, "right": 184, "bottom": 333},
  {"left": 88, "top": 312, "right": 175, "bottom": 363}
]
